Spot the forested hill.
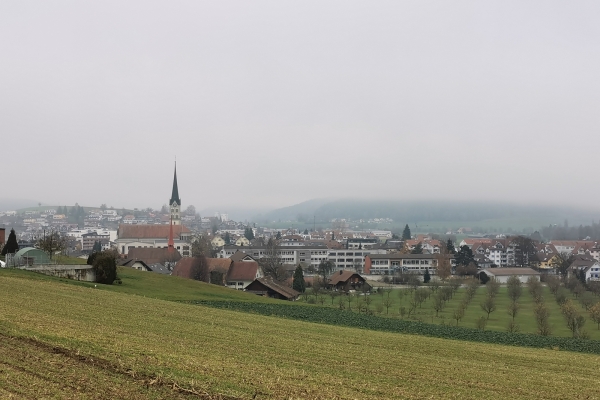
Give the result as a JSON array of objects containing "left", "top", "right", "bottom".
[{"left": 257, "top": 199, "right": 600, "bottom": 226}]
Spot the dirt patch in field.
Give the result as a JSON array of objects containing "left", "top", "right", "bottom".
[{"left": 0, "top": 333, "right": 240, "bottom": 399}]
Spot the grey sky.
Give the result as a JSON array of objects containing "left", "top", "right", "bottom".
[{"left": 2, "top": 1, "right": 599, "bottom": 212}]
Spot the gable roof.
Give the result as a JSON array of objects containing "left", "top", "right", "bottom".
[
  {"left": 206, "top": 258, "right": 232, "bottom": 272},
  {"left": 127, "top": 247, "right": 181, "bottom": 265},
  {"left": 118, "top": 224, "right": 190, "bottom": 239},
  {"left": 226, "top": 261, "right": 260, "bottom": 281},
  {"left": 246, "top": 278, "right": 300, "bottom": 300},
  {"left": 230, "top": 251, "right": 257, "bottom": 262},
  {"left": 328, "top": 270, "right": 365, "bottom": 286}
]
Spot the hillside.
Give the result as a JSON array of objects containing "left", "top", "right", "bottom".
[
  {"left": 1, "top": 270, "right": 600, "bottom": 398},
  {"left": 257, "top": 198, "right": 600, "bottom": 232}
]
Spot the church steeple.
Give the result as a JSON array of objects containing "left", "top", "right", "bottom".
[
  {"left": 170, "top": 162, "right": 181, "bottom": 206},
  {"left": 170, "top": 161, "right": 182, "bottom": 225}
]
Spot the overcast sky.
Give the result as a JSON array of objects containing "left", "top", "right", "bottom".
[{"left": 2, "top": 1, "right": 600, "bottom": 213}]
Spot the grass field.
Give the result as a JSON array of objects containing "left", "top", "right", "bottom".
[
  {"left": 304, "top": 284, "right": 600, "bottom": 339},
  {"left": 2, "top": 270, "right": 600, "bottom": 398}
]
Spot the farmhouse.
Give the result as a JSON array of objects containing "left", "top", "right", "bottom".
[
  {"left": 226, "top": 261, "right": 262, "bottom": 290},
  {"left": 328, "top": 270, "right": 367, "bottom": 292},
  {"left": 476, "top": 268, "right": 540, "bottom": 284},
  {"left": 245, "top": 278, "right": 299, "bottom": 300}
]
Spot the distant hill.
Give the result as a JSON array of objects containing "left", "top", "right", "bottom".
[
  {"left": 256, "top": 198, "right": 600, "bottom": 231},
  {"left": 0, "top": 198, "right": 40, "bottom": 212}
]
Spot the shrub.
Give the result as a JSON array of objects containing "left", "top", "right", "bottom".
[{"left": 92, "top": 251, "right": 117, "bottom": 285}]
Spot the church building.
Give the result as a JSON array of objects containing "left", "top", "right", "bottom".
[{"left": 115, "top": 163, "right": 191, "bottom": 257}]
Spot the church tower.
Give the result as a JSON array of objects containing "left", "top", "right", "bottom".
[{"left": 170, "top": 162, "right": 181, "bottom": 225}]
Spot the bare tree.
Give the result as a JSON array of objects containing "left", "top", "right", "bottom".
[
  {"left": 506, "top": 276, "right": 523, "bottom": 302},
  {"left": 512, "top": 236, "right": 536, "bottom": 267},
  {"left": 435, "top": 253, "right": 452, "bottom": 281},
  {"left": 260, "top": 238, "right": 287, "bottom": 281},
  {"left": 433, "top": 292, "right": 445, "bottom": 317},
  {"left": 480, "top": 295, "right": 497, "bottom": 319},
  {"left": 486, "top": 279, "right": 500, "bottom": 299},
  {"left": 37, "top": 231, "right": 67, "bottom": 260},
  {"left": 189, "top": 256, "right": 209, "bottom": 282},
  {"left": 507, "top": 301, "right": 520, "bottom": 321},
  {"left": 383, "top": 297, "right": 394, "bottom": 314},
  {"left": 453, "top": 305, "right": 465, "bottom": 326},
  {"left": 551, "top": 252, "right": 576, "bottom": 277},
  {"left": 534, "top": 303, "right": 551, "bottom": 336},
  {"left": 189, "top": 234, "right": 216, "bottom": 258}
]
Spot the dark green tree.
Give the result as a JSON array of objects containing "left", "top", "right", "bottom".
[
  {"left": 402, "top": 224, "right": 411, "bottom": 240},
  {"left": 244, "top": 227, "right": 255, "bottom": 241},
  {"left": 303, "top": 229, "right": 309, "bottom": 235},
  {"left": 423, "top": 268, "right": 431, "bottom": 284},
  {"left": 446, "top": 239, "right": 456, "bottom": 254},
  {"left": 455, "top": 245, "right": 476, "bottom": 267},
  {"left": 92, "top": 251, "right": 118, "bottom": 284},
  {"left": 276, "top": 231, "right": 282, "bottom": 240},
  {"left": 292, "top": 265, "right": 306, "bottom": 293},
  {"left": 411, "top": 242, "right": 423, "bottom": 254},
  {"left": 92, "top": 240, "right": 102, "bottom": 253},
  {"left": 1, "top": 228, "right": 19, "bottom": 256},
  {"left": 224, "top": 232, "right": 231, "bottom": 245}
]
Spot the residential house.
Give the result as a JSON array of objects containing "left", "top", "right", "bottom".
[
  {"left": 327, "top": 270, "right": 367, "bottom": 292},
  {"left": 226, "top": 261, "right": 262, "bottom": 290}
]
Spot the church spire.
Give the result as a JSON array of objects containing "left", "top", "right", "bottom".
[
  {"left": 169, "top": 161, "right": 182, "bottom": 225},
  {"left": 170, "top": 161, "right": 181, "bottom": 206}
]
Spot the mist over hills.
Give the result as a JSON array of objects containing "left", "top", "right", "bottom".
[
  {"left": 0, "top": 198, "right": 40, "bottom": 212},
  {"left": 255, "top": 199, "right": 600, "bottom": 231}
]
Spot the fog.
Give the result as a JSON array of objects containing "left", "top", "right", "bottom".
[{"left": 2, "top": 1, "right": 599, "bottom": 212}]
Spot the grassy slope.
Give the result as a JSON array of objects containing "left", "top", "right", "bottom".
[
  {"left": 0, "top": 267, "right": 276, "bottom": 303},
  {"left": 1, "top": 272, "right": 600, "bottom": 399}
]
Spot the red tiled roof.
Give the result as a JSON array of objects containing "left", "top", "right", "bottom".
[
  {"left": 206, "top": 258, "right": 232, "bottom": 272},
  {"left": 118, "top": 224, "right": 190, "bottom": 239},
  {"left": 246, "top": 278, "right": 300, "bottom": 300},
  {"left": 328, "top": 270, "right": 365, "bottom": 286},
  {"left": 172, "top": 258, "right": 195, "bottom": 278},
  {"left": 230, "top": 251, "right": 256, "bottom": 262},
  {"left": 226, "top": 261, "right": 260, "bottom": 281}
]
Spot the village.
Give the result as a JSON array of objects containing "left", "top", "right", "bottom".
[{"left": 2, "top": 165, "right": 600, "bottom": 302}]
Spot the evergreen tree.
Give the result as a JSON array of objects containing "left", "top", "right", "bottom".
[
  {"left": 411, "top": 242, "right": 423, "bottom": 254},
  {"left": 224, "top": 232, "right": 231, "bottom": 245},
  {"left": 303, "top": 229, "right": 309, "bottom": 235},
  {"left": 92, "top": 251, "right": 118, "bottom": 284},
  {"left": 92, "top": 240, "right": 102, "bottom": 253},
  {"left": 455, "top": 245, "right": 476, "bottom": 267},
  {"left": 423, "top": 269, "right": 431, "bottom": 284},
  {"left": 1, "top": 228, "right": 19, "bottom": 256},
  {"left": 276, "top": 231, "right": 282, "bottom": 240},
  {"left": 402, "top": 224, "right": 411, "bottom": 240},
  {"left": 292, "top": 265, "right": 306, "bottom": 293},
  {"left": 446, "top": 239, "right": 456, "bottom": 254},
  {"left": 244, "top": 227, "right": 254, "bottom": 241}
]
